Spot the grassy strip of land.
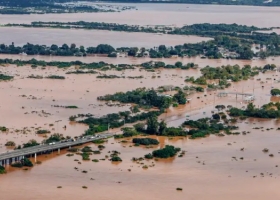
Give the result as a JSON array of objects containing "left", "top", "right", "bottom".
[{"left": 4, "top": 22, "right": 280, "bottom": 59}]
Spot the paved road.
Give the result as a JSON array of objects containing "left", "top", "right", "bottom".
[{"left": 0, "top": 133, "right": 113, "bottom": 161}]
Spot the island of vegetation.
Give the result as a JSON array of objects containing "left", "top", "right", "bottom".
[
  {"left": 0, "top": 1, "right": 135, "bottom": 14},
  {"left": 0, "top": 74, "right": 13, "bottom": 81},
  {"left": 132, "top": 138, "right": 159, "bottom": 145},
  {"left": 229, "top": 102, "right": 280, "bottom": 119},
  {"left": 0, "top": 166, "right": 6, "bottom": 174},
  {"left": 150, "top": 145, "right": 181, "bottom": 158},
  {"left": 5, "top": 23, "right": 280, "bottom": 59}
]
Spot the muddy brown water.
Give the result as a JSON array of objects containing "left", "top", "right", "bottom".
[
  {"left": 0, "top": 64, "right": 280, "bottom": 200},
  {"left": 0, "top": 3, "right": 280, "bottom": 27},
  {"left": 0, "top": 27, "right": 211, "bottom": 48},
  {"left": 1, "top": 4, "right": 280, "bottom": 198}
]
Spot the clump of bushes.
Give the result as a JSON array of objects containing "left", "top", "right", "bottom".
[
  {"left": 81, "top": 146, "right": 92, "bottom": 153},
  {"left": 132, "top": 138, "right": 159, "bottom": 145},
  {"left": 144, "top": 153, "right": 154, "bottom": 159},
  {"left": 82, "top": 152, "right": 90, "bottom": 160},
  {"left": 5, "top": 141, "right": 15, "bottom": 146},
  {"left": 0, "top": 126, "right": 8, "bottom": 132},
  {"left": 0, "top": 166, "right": 6, "bottom": 174},
  {"left": 36, "top": 129, "right": 50, "bottom": 134},
  {"left": 152, "top": 145, "right": 181, "bottom": 158},
  {"left": 111, "top": 156, "right": 122, "bottom": 162},
  {"left": 11, "top": 158, "right": 33, "bottom": 168},
  {"left": 45, "top": 75, "right": 65, "bottom": 79}
]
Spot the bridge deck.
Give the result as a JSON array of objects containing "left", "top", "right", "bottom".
[
  {"left": 0, "top": 133, "right": 113, "bottom": 161},
  {"left": 218, "top": 92, "right": 254, "bottom": 96}
]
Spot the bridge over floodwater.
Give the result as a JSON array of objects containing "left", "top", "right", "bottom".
[{"left": 0, "top": 133, "right": 113, "bottom": 166}]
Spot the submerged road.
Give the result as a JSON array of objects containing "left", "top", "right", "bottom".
[{"left": 0, "top": 133, "right": 113, "bottom": 165}]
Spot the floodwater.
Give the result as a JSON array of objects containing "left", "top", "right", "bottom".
[
  {"left": 1, "top": 3, "right": 280, "bottom": 200},
  {"left": 1, "top": 120, "right": 280, "bottom": 200},
  {"left": 0, "top": 27, "right": 211, "bottom": 48},
  {"left": 0, "top": 64, "right": 280, "bottom": 199},
  {"left": 0, "top": 3, "right": 280, "bottom": 27},
  {"left": 0, "top": 53, "right": 279, "bottom": 67}
]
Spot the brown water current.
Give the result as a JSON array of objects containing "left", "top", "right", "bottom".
[
  {"left": 1, "top": 3, "right": 280, "bottom": 199},
  {"left": 0, "top": 64, "right": 280, "bottom": 200},
  {"left": 0, "top": 27, "right": 211, "bottom": 48},
  {"left": 0, "top": 3, "right": 280, "bottom": 27}
]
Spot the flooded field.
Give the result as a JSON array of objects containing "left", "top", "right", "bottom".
[
  {"left": 0, "top": 64, "right": 278, "bottom": 148},
  {"left": 1, "top": 3, "right": 280, "bottom": 200},
  {"left": 0, "top": 3, "right": 280, "bottom": 27},
  {"left": 0, "top": 53, "right": 279, "bottom": 67},
  {"left": 1, "top": 119, "right": 280, "bottom": 200},
  {"left": 0, "top": 27, "right": 211, "bottom": 48}
]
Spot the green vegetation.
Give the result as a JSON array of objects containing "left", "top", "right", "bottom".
[
  {"left": 82, "top": 152, "right": 90, "bottom": 160},
  {"left": 0, "top": 74, "right": 13, "bottom": 81},
  {"left": 0, "top": 166, "right": 6, "bottom": 174},
  {"left": 36, "top": 129, "right": 50, "bottom": 134},
  {"left": 22, "top": 139, "right": 40, "bottom": 148},
  {"left": 27, "top": 75, "right": 43, "bottom": 79},
  {"left": 11, "top": 158, "right": 33, "bottom": 168},
  {"left": 132, "top": 138, "right": 159, "bottom": 145},
  {"left": 92, "top": 139, "right": 105, "bottom": 144},
  {"left": 145, "top": 116, "right": 187, "bottom": 136},
  {"left": 114, "top": 127, "right": 139, "bottom": 139},
  {"left": 0, "top": 1, "right": 134, "bottom": 15},
  {"left": 0, "top": 58, "right": 199, "bottom": 72},
  {"left": 183, "top": 117, "right": 238, "bottom": 139},
  {"left": 71, "top": 110, "right": 162, "bottom": 135},
  {"left": 5, "top": 141, "right": 16, "bottom": 146},
  {"left": 81, "top": 146, "right": 92, "bottom": 153},
  {"left": 185, "top": 64, "right": 271, "bottom": 89},
  {"left": 0, "top": 126, "right": 8, "bottom": 131},
  {"left": 271, "top": 89, "right": 280, "bottom": 96},
  {"left": 45, "top": 75, "right": 65, "bottom": 80},
  {"left": 97, "top": 74, "right": 124, "bottom": 79},
  {"left": 45, "top": 133, "right": 65, "bottom": 144},
  {"left": 111, "top": 156, "right": 122, "bottom": 162},
  {"left": 66, "top": 70, "right": 98, "bottom": 74},
  {"left": 152, "top": 145, "right": 181, "bottom": 158},
  {"left": 6, "top": 22, "right": 280, "bottom": 59},
  {"left": 144, "top": 153, "right": 154, "bottom": 159},
  {"left": 52, "top": 105, "right": 78, "bottom": 109},
  {"left": 229, "top": 102, "right": 280, "bottom": 118},
  {"left": 104, "top": 0, "right": 280, "bottom": 6},
  {"left": 141, "top": 61, "right": 196, "bottom": 70},
  {"left": 98, "top": 88, "right": 173, "bottom": 110}
]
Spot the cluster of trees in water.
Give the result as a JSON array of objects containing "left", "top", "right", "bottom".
[
  {"left": 11, "top": 158, "right": 33, "bottom": 168},
  {"left": 1, "top": 0, "right": 278, "bottom": 8},
  {"left": 0, "top": 0, "right": 132, "bottom": 14},
  {"left": 0, "top": 73, "right": 13, "bottom": 81},
  {"left": 132, "top": 138, "right": 159, "bottom": 145},
  {"left": 183, "top": 117, "right": 239, "bottom": 139},
  {"left": 6, "top": 21, "right": 270, "bottom": 35},
  {"left": 6, "top": 22, "right": 280, "bottom": 59},
  {"left": 0, "top": 58, "right": 199, "bottom": 72},
  {"left": 271, "top": 88, "right": 280, "bottom": 96},
  {"left": 0, "top": 165, "right": 5, "bottom": 174},
  {"left": 70, "top": 111, "right": 162, "bottom": 135},
  {"left": 185, "top": 64, "right": 275, "bottom": 89},
  {"left": 150, "top": 145, "right": 181, "bottom": 159},
  {"left": 229, "top": 102, "right": 280, "bottom": 119},
  {"left": 0, "top": 43, "right": 116, "bottom": 56},
  {"left": 97, "top": 87, "right": 186, "bottom": 110},
  {"left": 92, "top": 0, "right": 280, "bottom": 6}
]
